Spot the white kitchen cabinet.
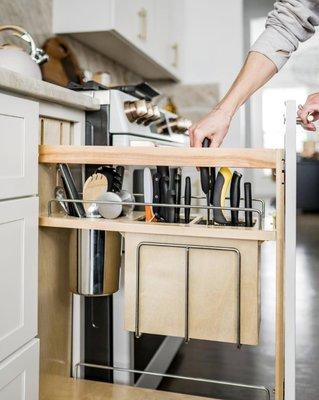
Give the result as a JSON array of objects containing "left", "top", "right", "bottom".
[
  {"left": 0, "top": 197, "right": 38, "bottom": 362},
  {"left": 154, "top": 0, "right": 183, "bottom": 75},
  {"left": 0, "top": 339, "right": 39, "bottom": 400},
  {"left": 0, "top": 93, "right": 38, "bottom": 200},
  {"left": 53, "top": 0, "right": 182, "bottom": 81}
]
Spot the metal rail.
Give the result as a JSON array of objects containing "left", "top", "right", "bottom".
[
  {"left": 74, "top": 362, "right": 271, "bottom": 400},
  {"left": 48, "top": 198, "right": 263, "bottom": 229},
  {"left": 135, "top": 242, "right": 242, "bottom": 347}
]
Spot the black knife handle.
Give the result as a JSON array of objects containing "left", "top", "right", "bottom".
[
  {"left": 161, "top": 175, "right": 170, "bottom": 222},
  {"left": 184, "top": 177, "right": 191, "bottom": 224},
  {"left": 230, "top": 171, "right": 242, "bottom": 226},
  {"left": 200, "top": 138, "right": 211, "bottom": 194},
  {"left": 152, "top": 172, "right": 161, "bottom": 217},
  {"left": 174, "top": 169, "right": 182, "bottom": 223},
  {"left": 212, "top": 169, "right": 228, "bottom": 225},
  {"left": 166, "top": 189, "right": 176, "bottom": 223},
  {"left": 244, "top": 182, "right": 253, "bottom": 227}
]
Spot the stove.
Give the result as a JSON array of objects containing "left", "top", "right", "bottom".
[{"left": 70, "top": 81, "right": 190, "bottom": 387}]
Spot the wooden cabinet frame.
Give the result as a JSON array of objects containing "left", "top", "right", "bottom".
[{"left": 38, "top": 102, "right": 297, "bottom": 400}]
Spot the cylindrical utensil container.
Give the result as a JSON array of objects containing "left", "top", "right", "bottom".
[{"left": 70, "top": 229, "right": 121, "bottom": 296}]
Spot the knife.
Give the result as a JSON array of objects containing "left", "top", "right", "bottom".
[
  {"left": 184, "top": 176, "right": 191, "bottom": 223},
  {"left": 230, "top": 171, "right": 242, "bottom": 226},
  {"left": 244, "top": 182, "right": 253, "bottom": 227},
  {"left": 59, "top": 163, "right": 86, "bottom": 218},
  {"left": 144, "top": 167, "right": 154, "bottom": 222},
  {"left": 160, "top": 175, "right": 170, "bottom": 222},
  {"left": 152, "top": 172, "right": 161, "bottom": 219},
  {"left": 200, "top": 138, "right": 211, "bottom": 225},
  {"left": 174, "top": 168, "right": 182, "bottom": 223},
  {"left": 212, "top": 167, "right": 232, "bottom": 225},
  {"left": 166, "top": 189, "right": 176, "bottom": 223}
]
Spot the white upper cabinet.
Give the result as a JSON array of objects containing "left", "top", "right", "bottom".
[{"left": 53, "top": 0, "right": 182, "bottom": 81}]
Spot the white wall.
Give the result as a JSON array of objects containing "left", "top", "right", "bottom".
[{"left": 181, "top": 0, "right": 245, "bottom": 148}]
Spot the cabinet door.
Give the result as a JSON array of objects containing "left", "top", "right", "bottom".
[
  {"left": 0, "top": 339, "right": 39, "bottom": 400},
  {"left": 0, "top": 198, "right": 38, "bottom": 362},
  {"left": 154, "top": 0, "right": 182, "bottom": 73},
  {"left": 114, "top": 0, "right": 155, "bottom": 52},
  {"left": 0, "top": 93, "right": 38, "bottom": 200}
]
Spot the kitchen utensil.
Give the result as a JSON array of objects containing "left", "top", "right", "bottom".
[
  {"left": 72, "top": 230, "right": 121, "bottom": 296},
  {"left": 58, "top": 163, "right": 86, "bottom": 218},
  {"left": 54, "top": 186, "right": 70, "bottom": 215},
  {"left": 96, "top": 165, "right": 124, "bottom": 193},
  {"left": 212, "top": 167, "right": 232, "bottom": 225},
  {"left": 174, "top": 168, "right": 182, "bottom": 222},
  {"left": 184, "top": 176, "right": 191, "bottom": 223},
  {"left": 157, "top": 166, "right": 170, "bottom": 221},
  {"left": 152, "top": 172, "right": 161, "bottom": 218},
  {"left": 118, "top": 189, "right": 135, "bottom": 216},
  {"left": 230, "top": 171, "right": 242, "bottom": 226},
  {"left": 144, "top": 167, "right": 155, "bottom": 222},
  {"left": 200, "top": 138, "right": 211, "bottom": 225},
  {"left": 166, "top": 189, "right": 176, "bottom": 223},
  {"left": 41, "top": 36, "right": 84, "bottom": 87},
  {"left": 244, "top": 182, "right": 253, "bottom": 227},
  {"left": 0, "top": 25, "right": 48, "bottom": 79},
  {"left": 97, "top": 192, "right": 122, "bottom": 219},
  {"left": 83, "top": 173, "right": 108, "bottom": 214}
]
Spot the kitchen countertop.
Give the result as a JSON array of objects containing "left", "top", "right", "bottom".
[{"left": 0, "top": 67, "right": 100, "bottom": 111}]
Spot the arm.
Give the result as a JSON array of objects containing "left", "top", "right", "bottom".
[
  {"left": 189, "top": 52, "right": 276, "bottom": 148},
  {"left": 190, "top": 0, "right": 319, "bottom": 148}
]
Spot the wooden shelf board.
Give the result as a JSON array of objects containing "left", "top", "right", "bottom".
[
  {"left": 38, "top": 145, "right": 282, "bottom": 168},
  {"left": 39, "top": 213, "right": 276, "bottom": 241},
  {"left": 40, "top": 374, "right": 219, "bottom": 400}
]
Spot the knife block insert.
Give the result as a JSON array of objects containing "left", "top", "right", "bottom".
[{"left": 124, "top": 232, "right": 261, "bottom": 346}]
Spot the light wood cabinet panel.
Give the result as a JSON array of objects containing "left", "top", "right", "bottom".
[
  {"left": 0, "top": 339, "right": 39, "bottom": 400},
  {"left": 124, "top": 233, "right": 261, "bottom": 346},
  {"left": 0, "top": 93, "right": 38, "bottom": 200},
  {"left": 0, "top": 198, "right": 38, "bottom": 362}
]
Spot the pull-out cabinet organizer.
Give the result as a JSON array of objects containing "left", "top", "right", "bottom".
[
  {"left": 124, "top": 233, "right": 260, "bottom": 346},
  {"left": 38, "top": 110, "right": 296, "bottom": 400}
]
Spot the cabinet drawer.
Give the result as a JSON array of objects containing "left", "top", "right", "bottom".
[
  {"left": 0, "top": 339, "right": 39, "bottom": 400},
  {"left": 124, "top": 233, "right": 261, "bottom": 346},
  {"left": 0, "top": 93, "right": 38, "bottom": 200},
  {"left": 0, "top": 198, "right": 38, "bottom": 361}
]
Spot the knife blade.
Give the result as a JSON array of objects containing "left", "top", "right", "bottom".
[
  {"left": 212, "top": 167, "right": 232, "bottom": 225},
  {"left": 184, "top": 176, "right": 191, "bottom": 224},
  {"left": 144, "top": 167, "right": 154, "bottom": 222},
  {"left": 230, "top": 171, "right": 242, "bottom": 226}
]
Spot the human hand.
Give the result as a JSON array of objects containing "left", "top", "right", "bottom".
[
  {"left": 297, "top": 94, "right": 319, "bottom": 131},
  {"left": 189, "top": 108, "right": 232, "bottom": 148}
]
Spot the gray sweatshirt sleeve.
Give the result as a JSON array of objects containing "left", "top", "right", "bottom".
[{"left": 250, "top": 0, "right": 319, "bottom": 70}]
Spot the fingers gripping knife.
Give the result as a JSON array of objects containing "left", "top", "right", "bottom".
[{"left": 200, "top": 138, "right": 215, "bottom": 225}]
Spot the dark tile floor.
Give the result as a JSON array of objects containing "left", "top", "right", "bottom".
[{"left": 159, "top": 214, "right": 317, "bottom": 400}]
